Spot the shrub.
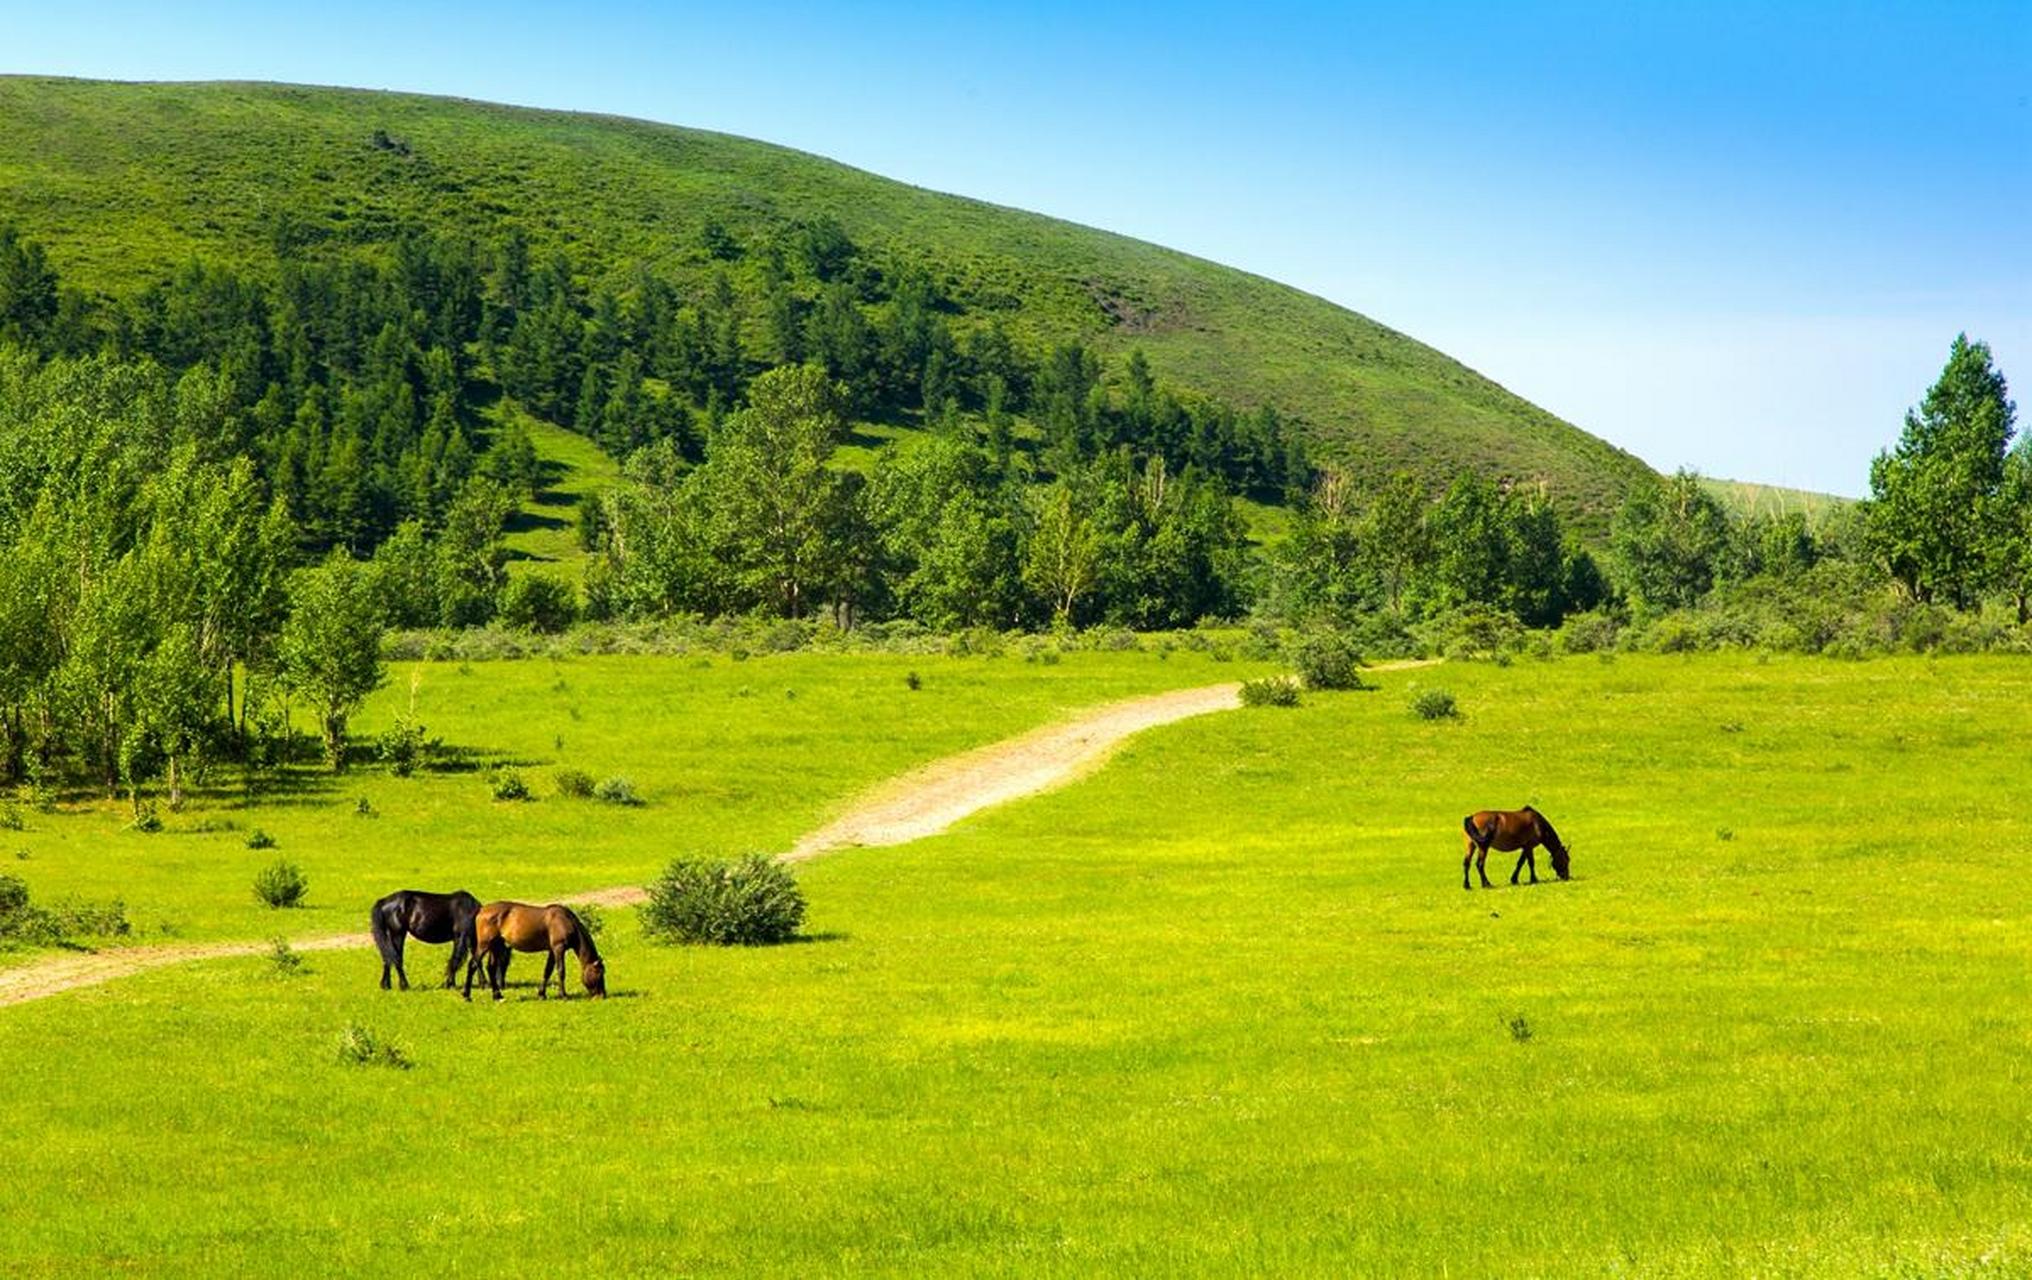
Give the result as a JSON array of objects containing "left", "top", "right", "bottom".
[
  {"left": 641, "top": 854, "right": 806, "bottom": 946},
  {"left": 128, "top": 802, "right": 162, "bottom": 833},
  {"left": 1410, "top": 688, "right": 1460, "bottom": 721},
  {"left": 1292, "top": 629, "right": 1366, "bottom": 690},
  {"left": 572, "top": 902, "right": 608, "bottom": 940},
  {"left": 378, "top": 716, "right": 432, "bottom": 777},
  {"left": 269, "top": 937, "right": 304, "bottom": 977},
  {"left": 555, "top": 768, "right": 595, "bottom": 799},
  {"left": 0, "top": 803, "right": 22, "bottom": 832},
  {"left": 246, "top": 828, "right": 276, "bottom": 850},
  {"left": 498, "top": 572, "right": 579, "bottom": 635},
  {"left": 254, "top": 859, "right": 309, "bottom": 909},
  {"left": 1239, "top": 675, "right": 1302, "bottom": 707},
  {"left": 0, "top": 873, "right": 50, "bottom": 944},
  {"left": 353, "top": 796, "right": 377, "bottom": 818},
  {"left": 594, "top": 776, "right": 641, "bottom": 806},
  {"left": 905, "top": 670, "right": 922, "bottom": 691},
  {"left": 337, "top": 1022, "right": 412, "bottom": 1069},
  {"left": 48, "top": 897, "right": 130, "bottom": 938},
  {"left": 489, "top": 768, "right": 531, "bottom": 802}
]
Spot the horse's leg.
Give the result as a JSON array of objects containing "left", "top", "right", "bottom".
[
  {"left": 391, "top": 933, "right": 409, "bottom": 991},
  {"left": 539, "top": 951, "right": 555, "bottom": 1000},
  {"left": 444, "top": 933, "right": 466, "bottom": 989},
  {"left": 1510, "top": 847, "right": 1528, "bottom": 885},
  {"left": 1463, "top": 837, "right": 1477, "bottom": 891},
  {"left": 1526, "top": 846, "right": 1539, "bottom": 884},
  {"left": 1477, "top": 846, "right": 1493, "bottom": 889}
]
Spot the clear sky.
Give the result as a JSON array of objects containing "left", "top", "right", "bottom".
[{"left": 5, "top": 0, "right": 2027, "bottom": 494}]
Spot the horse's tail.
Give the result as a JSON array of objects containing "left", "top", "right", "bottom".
[
  {"left": 1462, "top": 814, "right": 1482, "bottom": 848},
  {"left": 369, "top": 896, "right": 401, "bottom": 964}
]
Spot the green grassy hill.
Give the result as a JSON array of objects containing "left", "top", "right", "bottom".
[
  {"left": 0, "top": 75, "right": 1652, "bottom": 513},
  {"left": 1701, "top": 477, "right": 1853, "bottom": 528}
]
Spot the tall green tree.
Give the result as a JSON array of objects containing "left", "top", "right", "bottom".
[
  {"left": 1866, "top": 334, "right": 2016, "bottom": 607},
  {"left": 696, "top": 364, "right": 861, "bottom": 618},
  {"left": 1611, "top": 470, "right": 1731, "bottom": 610},
  {"left": 279, "top": 552, "right": 386, "bottom": 770}
]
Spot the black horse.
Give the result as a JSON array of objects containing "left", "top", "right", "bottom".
[{"left": 370, "top": 889, "right": 481, "bottom": 990}]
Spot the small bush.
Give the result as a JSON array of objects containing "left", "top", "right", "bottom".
[
  {"left": 246, "top": 828, "right": 276, "bottom": 850},
  {"left": 378, "top": 716, "right": 432, "bottom": 777},
  {"left": 1293, "top": 630, "right": 1366, "bottom": 690},
  {"left": 353, "top": 796, "right": 377, "bottom": 818},
  {"left": 253, "top": 859, "right": 309, "bottom": 909},
  {"left": 1506, "top": 1013, "right": 1534, "bottom": 1043},
  {"left": 489, "top": 768, "right": 531, "bottom": 802},
  {"left": 1716, "top": 827, "right": 1735, "bottom": 842},
  {"left": 905, "top": 670, "right": 922, "bottom": 691},
  {"left": 268, "top": 937, "right": 304, "bottom": 977},
  {"left": 555, "top": 768, "right": 595, "bottom": 799},
  {"left": 642, "top": 854, "right": 806, "bottom": 946},
  {"left": 594, "top": 776, "right": 641, "bottom": 806},
  {"left": 128, "top": 803, "right": 162, "bottom": 833},
  {"left": 1410, "top": 688, "right": 1460, "bottom": 721},
  {"left": 0, "top": 803, "right": 22, "bottom": 831},
  {"left": 572, "top": 902, "right": 608, "bottom": 940},
  {"left": 0, "top": 873, "right": 55, "bottom": 944},
  {"left": 337, "top": 1022, "right": 412, "bottom": 1069},
  {"left": 48, "top": 897, "right": 130, "bottom": 938},
  {"left": 1239, "top": 676, "right": 1302, "bottom": 707}
]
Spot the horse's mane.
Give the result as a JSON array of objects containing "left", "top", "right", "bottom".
[
  {"left": 572, "top": 907, "right": 603, "bottom": 965},
  {"left": 1531, "top": 808, "right": 1565, "bottom": 851}
]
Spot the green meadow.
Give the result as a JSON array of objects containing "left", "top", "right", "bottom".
[{"left": 2, "top": 652, "right": 2028, "bottom": 1276}]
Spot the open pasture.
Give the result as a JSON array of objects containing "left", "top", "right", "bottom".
[
  {"left": 0, "top": 647, "right": 1265, "bottom": 953},
  {"left": 1, "top": 653, "right": 2027, "bottom": 1276}
]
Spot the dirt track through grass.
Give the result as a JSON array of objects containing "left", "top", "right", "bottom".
[{"left": 0, "top": 678, "right": 1268, "bottom": 1008}]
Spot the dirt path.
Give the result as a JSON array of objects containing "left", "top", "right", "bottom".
[{"left": 0, "top": 665, "right": 1424, "bottom": 1009}]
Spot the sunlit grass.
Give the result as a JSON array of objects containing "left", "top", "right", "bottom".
[{"left": 1, "top": 653, "right": 2026, "bottom": 1274}]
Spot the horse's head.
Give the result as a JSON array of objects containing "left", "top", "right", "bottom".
[
  {"left": 581, "top": 957, "right": 607, "bottom": 999},
  {"left": 1550, "top": 841, "right": 1571, "bottom": 880}
]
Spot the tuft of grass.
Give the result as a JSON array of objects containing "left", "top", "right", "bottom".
[
  {"left": 554, "top": 768, "right": 595, "bottom": 799},
  {"left": 593, "top": 776, "right": 641, "bottom": 807},
  {"left": 252, "top": 860, "right": 308, "bottom": 909},
  {"left": 1239, "top": 675, "right": 1302, "bottom": 707},
  {"left": 1410, "top": 688, "right": 1460, "bottom": 720},
  {"left": 267, "top": 937, "right": 304, "bottom": 978},
  {"left": 245, "top": 829, "right": 276, "bottom": 851},
  {"left": 336, "top": 1023, "right": 411, "bottom": 1070},
  {"left": 488, "top": 769, "right": 531, "bottom": 802}
]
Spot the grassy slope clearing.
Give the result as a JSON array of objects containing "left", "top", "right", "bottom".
[
  {"left": 1, "top": 653, "right": 2026, "bottom": 1275},
  {"left": 0, "top": 75, "right": 1653, "bottom": 510}
]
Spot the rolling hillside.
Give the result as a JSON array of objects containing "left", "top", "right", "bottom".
[{"left": 0, "top": 76, "right": 1652, "bottom": 514}]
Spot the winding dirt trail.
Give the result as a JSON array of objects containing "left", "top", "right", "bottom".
[{"left": 0, "top": 679, "right": 1253, "bottom": 1009}]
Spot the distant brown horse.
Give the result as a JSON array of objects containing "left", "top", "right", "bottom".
[
  {"left": 464, "top": 901, "right": 606, "bottom": 1001},
  {"left": 1462, "top": 807, "right": 1570, "bottom": 890}
]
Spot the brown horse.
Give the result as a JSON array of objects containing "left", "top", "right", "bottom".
[
  {"left": 464, "top": 901, "right": 606, "bottom": 1001},
  {"left": 1462, "top": 806, "right": 1570, "bottom": 890}
]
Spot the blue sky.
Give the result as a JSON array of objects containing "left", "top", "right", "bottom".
[{"left": 4, "top": 1, "right": 2027, "bottom": 494}]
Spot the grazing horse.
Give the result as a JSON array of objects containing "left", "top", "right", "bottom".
[
  {"left": 465, "top": 901, "right": 606, "bottom": 1002},
  {"left": 370, "top": 889, "right": 481, "bottom": 990},
  {"left": 1462, "top": 807, "right": 1571, "bottom": 890}
]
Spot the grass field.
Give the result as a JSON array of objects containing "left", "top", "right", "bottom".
[
  {"left": 2, "top": 652, "right": 2028, "bottom": 1275},
  {"left": 0, "top": 648, "right": 1270, "bottom": 952}
]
